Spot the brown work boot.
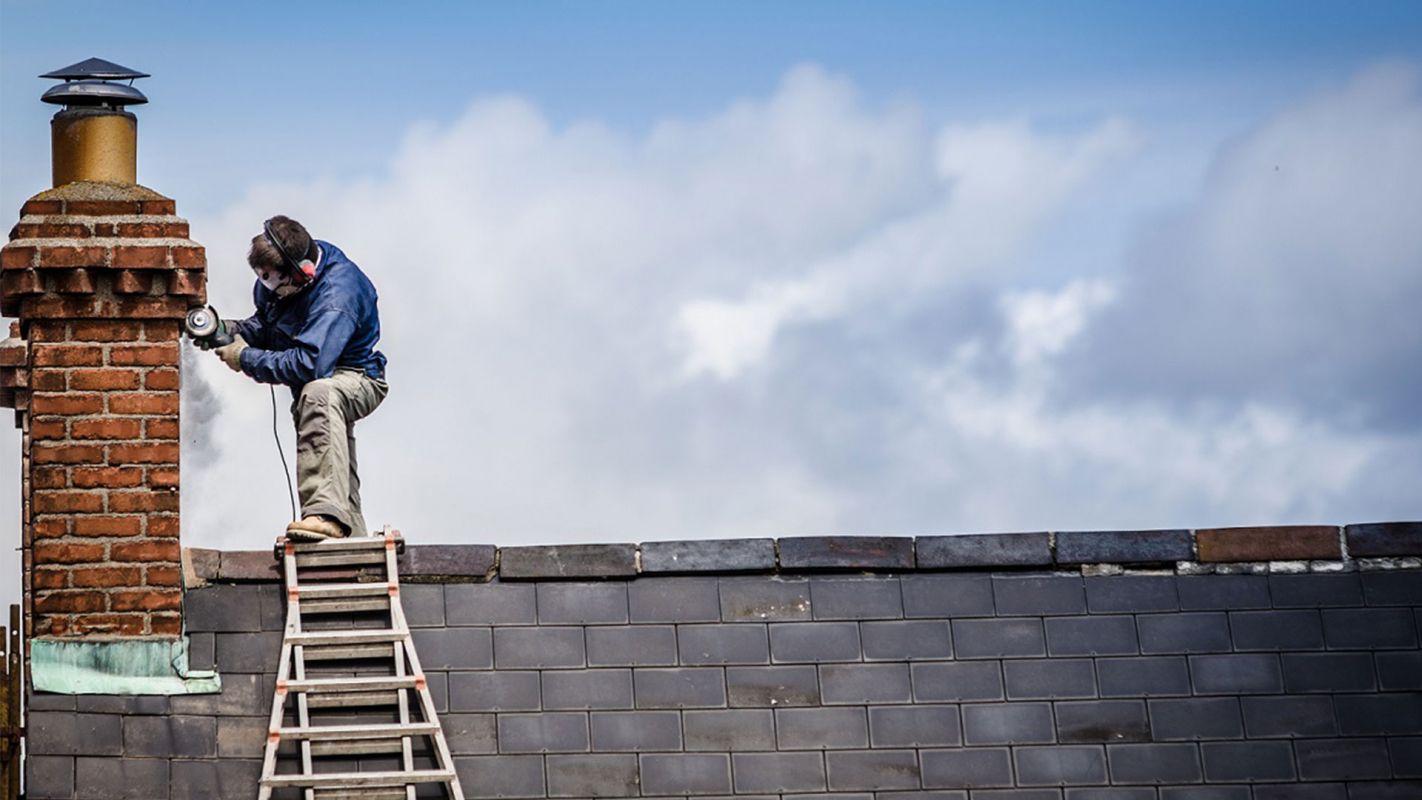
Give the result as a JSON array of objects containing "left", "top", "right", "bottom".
[{"left": 285, "top": 515, "right": 348, "bottom": 541}]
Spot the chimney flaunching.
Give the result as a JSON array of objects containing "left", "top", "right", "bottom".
[{"left": 0, "top": 59, "right": 209, "bottom": 648}]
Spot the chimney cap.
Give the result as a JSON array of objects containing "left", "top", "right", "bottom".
[{"left": 40, "top": 57, "right": 150, "bottom": 81}]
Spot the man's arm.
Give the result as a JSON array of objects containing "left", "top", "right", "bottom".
[{"left": 238, "top": 305, "right": 359, "bottom": 386}]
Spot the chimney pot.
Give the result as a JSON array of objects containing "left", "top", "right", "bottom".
[{"left": 40, "top": 57, "right": 150, "bottom": 187}]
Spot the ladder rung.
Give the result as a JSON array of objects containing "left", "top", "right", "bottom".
[
  {"left": 311, "top": 737, "right": 415, "bottom": 757},
  {"left": 262, "top": 769, "right": 457, "bottom": 789},
  {"left": 298, "top": 582, "right": 395, "bottom": 599},
  {"left": 314, "top": 789, "right": 411, "bottom": 800},
  {"left": 306, "top": 690, "right": 402, "bottom": 708},
  {"left": 301, "top": 597, "right": 391, "bottom": 614},
  {"left": 289, "top": 629, "right": 405, "bottom": 646},
  {"left": 285, "top": 676, "right": 419, "bottom": 693},
  {"left": 300, "top": 644, "right": 398, "bottom": 661},
  {"left": 277, "top": 722, "right": 440, "bottom": 741},
  {"left": 290, "top": 536, "right": 401, "bottom": 553},
  {"left": 296, "top": 550, "right": 388, "bottom": 568}
]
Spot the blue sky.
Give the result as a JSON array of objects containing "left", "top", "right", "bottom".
[{"left": 1, "top": 1, "right": 1421, "bottom": 575}]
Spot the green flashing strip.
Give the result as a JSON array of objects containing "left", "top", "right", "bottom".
[{"left": 31, "top": 637, "right": 222, "bottom": 695}]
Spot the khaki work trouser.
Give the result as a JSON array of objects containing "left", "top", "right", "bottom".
[{"left": 291, "top": 368, "right": 389, "bottom": 537}]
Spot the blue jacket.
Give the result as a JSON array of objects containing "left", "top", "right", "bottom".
[{"left": 232, "top": 240, "right": 387, "bottom": 388}]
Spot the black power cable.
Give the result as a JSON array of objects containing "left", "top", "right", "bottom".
[{"left": 271, "top": 385, "right": 297, "bottom": 521}]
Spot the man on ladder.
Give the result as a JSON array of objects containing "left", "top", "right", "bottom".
[{"left": 209, "top": 215, "right": 389, "bottom": 541}]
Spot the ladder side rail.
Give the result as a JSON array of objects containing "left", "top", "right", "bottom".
[
  {"left": 383, "top": 533, "right": 418, "bottom": 800},
  {"left": 388, "top": 570, "right": 464, "bottom": 800},
  {"left": 259, "top": 541, "right": 302, "bottom": 800}
]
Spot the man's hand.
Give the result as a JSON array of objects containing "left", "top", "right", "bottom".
[{"left": 215, "top": 335, "right": 248, "bottom": 372}]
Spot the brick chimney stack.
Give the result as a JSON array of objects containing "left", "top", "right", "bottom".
[{"left": 0, "top": 59, "right": 207, "bottom": 641}]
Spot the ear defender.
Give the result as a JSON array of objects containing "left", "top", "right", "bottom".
[{"left": 263, "top": 217, "right": 316, "bottom": 285}]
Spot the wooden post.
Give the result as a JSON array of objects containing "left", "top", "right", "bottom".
[{"left": 0, "top": 604, "right": 20, "bottom": 799}]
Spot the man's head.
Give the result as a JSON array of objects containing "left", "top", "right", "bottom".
[{"left": 249, "top": 215, "right": 317, "bottom": 296}]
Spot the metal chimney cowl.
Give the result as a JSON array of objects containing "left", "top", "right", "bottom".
[{"left": 40, "top": 57, "right": 150, "bottom": 187}]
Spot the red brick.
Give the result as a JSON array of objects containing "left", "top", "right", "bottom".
[
  {"left": 32, "top": 466, "right": 68, "bottom": 489},
  {"left": 143, "top": 368, "right": 179, "bottom": 391},
  {"left": 110, "top": 589, "right": 181, "bottom": 611},
  {"left": 1196, "top": 525, "right": 1341, "bottom": 562},
  {"left": 113, "top": 220, "right": 188, "bottom": 238},
  {"left": 111, "top": 539, "right": 180, "bottom": 563},
  {"left": 35, "top": 245, "right": 107, "bottom": 268},
  {"left": 109, "top": 441, "right": 179, "bottom": 464},
  {"left": 30, "top": 371, "right": 66, "bottom": 392},
  {"left": 55, "top": 268, "right": 95, "bottom": 294},
  {"left": 170, "top": 269, "right": 205, "bottom": 297},
  {"left": 64, "top": 199, "right": 139, "bottom": 216},
  {"left": 33, "top": 569, "right": 68, "bottom": 590},
  {"left": 112, "top": 270, "right": 155, "bottom": 294},
  {"left": 35, "top": 542, "right": 105, "bottom": 563},
  {"left": 33, "top": 490, "right": 104, "bottom": 513},
  {"left": 31, "top": 517, "right": 69, "bottom": 538},
  {"left": 29, "top": 418, "right": 67, "bottom": 439},
  {"left": 68, "top": 368, "right": 141, "bottom": 391},
  {"left": 144, "top": 417, "right": 179, "bottom": 439},
  {"left": 20, "top": 199, "right": 63, "bottom": 215},
  {"left": 72, "top": 514, "right": 143, "bottom": 536},
  {"left": 34, "top": 591, "right": 107, "bottom": 613},
  {"left": 68, "top": 614, "right": 146, "bottom": 636},
  {"left": 140, "top": 320, "right": 180, "bottom": 339},
  {"left": 145, "top": 565, "right": 181, "bottom": 587},
  {"left": 30, "top": 393, "right": 104, "bottom": 415},
  {"left": 109, "top": 344, "right": 177, "bottom": 366},
  {"left": 32, "top": 345, "right": 103, "bottom": 367},
  {"left": 0, "top": 269, "right": 43, "bottom": 296},
  {"left": 0, "top": 245, "right": 37, "bottom": 269},
  {"left": 32, "top": 443, "right": 104, "bottom": 465},
  {"left": 148, "top": 467, "right": 179, "bottom": 488},
  {"left": 170, "top": 245, "right": 206, "bottom": 267},
  {"left": 71, "top": 466, "right": 144, "bottom": 488},
  {"left": 108, "top": 393, "right": 179, "bottom": 415},
  {"left": 70, "top": 321, "right": 144, "bottom": 342},
  {"left": 71, "top": 567, "right": 142, "bottom": 588},
  {"left": 14, "top": 221, "right": 93, "bottom": 239},
  {"left": 138, "top": 199, "right": 176, "bottom": 215},
  {"left": 147, "top": 516, "right": 180, "bottom": 537},
  {"left": 71, "top": 418, "right": 142, "bottom": 440},
  {"left": 109, "top": 245, "right": 169, "bottom": 269},
  {"left": 108, "top": 491, "right": 179, "bottom": 513},
  {"left": 149, "top": 614, "right": 182, "bottom": 636}
]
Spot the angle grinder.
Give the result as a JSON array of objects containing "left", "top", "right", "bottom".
[{"left": 183, "top": 305, "right": 234, "bottom": 348}]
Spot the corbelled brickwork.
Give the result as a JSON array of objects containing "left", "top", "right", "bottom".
[
  {"left": 22, "top": 529, "right": 1422, "bottom": 799},
  {"left": 1, "top": 181, "right": 206, "bottom": 638}
]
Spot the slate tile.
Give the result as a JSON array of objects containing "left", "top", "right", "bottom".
[
  {"left": 820, "top": 663, "right": 911, "bottom": 704},
  {"left": 1361, "top": 571, "right": 1422, "bottom": 605},
  {"left": 778, "top": 536, "right": 914, "bottom": 570},
  {"left": 1056, "top": 529, "right": 1192, "bottom": 564},
  {"left": 1334, "top": 692, "right": 1422, "bottom": 735},
  {"left": 493, "top": 626, "right": 584, "bottom": 668},
  {"left": 217, "top": 716, "right": 266, "bottom": 758},
  {"left": 75, "top": 713, "right": 123, "bottom": 757},
  {"left": 1252, "top": 786, "right": 1346, "bottom": 800},
  {"left": 911, "top": 661, "right": 1004, "bottom": 702},
  {"left": 1344, "top": 781, "right": 1422, "bottom": 800},
  {"left": 1345, "top": 521, "right": 1422, "bottom": 556},
  {"left": 629, "top": 576, "right": 721, "bottom": 622},
  {"left": 1391, "top": 738, "right": 1422, "bottom": 778},
  {"left": 809, "top": 577, "right": 904, "bottom": 620},
  {"left": 1198, "top": 741, "right": 1297, "bottom": 782},
  {"left": 915, "top": 532, "right": 1050, "bottom": 567},
  {"left": 993, "top": 575, "right": 1086, "bottom": 615},
  {"left": 776, "top": 706, "right": 869, "bottom": 749},
  {"left": 1188, "top": 654, "right": 1283, "bottom": 694},
  {"left": 1106, "top": 743, "right": 1203, "bottom": 784},
  {"left": 443, "top": 713, "right": 499, "bottom": 755},
  {"left": 1266, "top": 573, "right": 1362, "bottom": 607},
  {"left": 1176, "top": 575, "right": 1269, "bottom": 610},
  {"left": 445, "top": 582, "right": 536, "bottom": 625},
  {"left": 537, "top": 581, "right": 629, "bottom": 624},
  {"left": 399, "top": 543, "right": 496, "bottom": 578},
  {"left": 1055, "top": 700, "right": 1150, "bottom": 743},
  {"left": 74, "top": 695, "right": 167, "bottom": 715},
  {"left": 1147, "top": 698, "right": 1242, "bottom": 741},
  {"left": 1281, "top": 652, "right": 1377, "bottom": 693},
  {"left": 868, "top": 705, "right": 962, "bottom": 748},
  {"left": 634, "top": 667, "right": 726, "bottom": 708},
  {"left": 640, "top": 538, "right": 776, "bottom": 572},
  {"left": 542, "top": 669, "right": 634, "bottom": 710},
  {"left": 586, "top": 625, "right": 678, "bottom": 667},
  {"left": 1377, "top": 651, "right": 1422, "bottom": 690},
  {"left": 1137, "top": 612, "right": 1232, "bottom": 654},
  {"left": 880, "top": 793, "right": 970, "bottom": 800},
  {"left": 684, "top": 709, "right": 775, "bottom": 751},
  {"left": 500, "top": 544, "right": 637, "bottom": 578},
  {"left": 861, "top": 620, "right": 953, "bottom": 660},
  {"left": 186, "top": 632, "right": 214, "bottom": 671},
  {"left": 769, "top": 622, "right": 861, "bottom": 663},
  {"left": 1014, "top": 745, "right": 1108, "bottom": 786},
  {"left": 455, "top": 754, "right": 547, "bottom": 798},
  {"left": 25, "top": 692, "right": 76, "bottom": 712},
  {"left": 497, "top": 712, "right": 590, "bottom": 753},
  {"left": 122, "top": 714, "right": 217, "bottom": 757},
  {"left": 1196, "top": 525, "right": 1340, "bottom": 561},
  {"left": 1063, "top": 790, "right": 1155, "bottom": 800},
  {"left": 919, "top": 748, "right": 1014, "bottom": 789},
  {"left": 963, "top": 702, "right": 1055, "bottom": 745},
  {"left": 901, "top": 574, "right": 995, "bottom": 618},
  {"left": 27, "top": 711, "right": 78, "bottom": 756},
  {"left": 1240, "top": 696, "right": 1337, "bottom": 738},
  {"left": 731, "top": 751, "right": 828, "bottom": 792},
  {"left": 449, "top": 671, "right": 541, "bottom": 711},
  {"left": 1045, "top": 615, "right": 1138, "bottom": 656},
  {"left": 401, "top": 583, "right": 446, "bottom": 627},
  {"left": 169, "top": 671, "right": 267, "bottom": 716},
  {"left": 1004, "top": 658, "right": 1097, "bottom": 699},
  {"left": 548, "top": 753, "right": 642, "bottom": 797},
  {"left": 825, "top": 749, "right": 921, "bottom": 790},
  {"left": 24, "top": 755, "right": 73, "bottom": 800},
  {"left": 952, "top": 617, "right": 1045, "bottom": 659},
  {"left": 678, "top": 623, "right": 770, "bottom": 665},
  {"left": 726, "top": 665, "right": 820, "bottom": 707},
  {"left": 589, "top": 710, "right": 682, "bottom": 751},
  {"left": 73, "top": 756, "right": 169, "bottom": 800},
  {"left": 1295, "top": 738, "right": 1392, "bottom": 780},
  {"left": 1228, "top": 609, "right": 1324, "bottom": 650},
  {"left": 1158, "top": 789, "right": 1251, "bottom": 800},
  {"left": 184, "top": 583, "right": 262, "bottom": 632},
  {"left": 408, "top": 627, "right": 493, "bottom": 670},
  {"left": 641, "top": 753, "right": 733, "bottom": 795},
  {"left": 1084, "top": 575, "right": 1178, "bottom": 613},
  {"left": 719, "top": 577, "right": 812, "bottom": 621}
]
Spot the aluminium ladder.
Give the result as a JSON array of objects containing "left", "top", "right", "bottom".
[{"left": 257, "top": 529, "right": 465, "bottom": 800}]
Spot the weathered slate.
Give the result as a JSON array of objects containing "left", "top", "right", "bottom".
[
  {"left": 916, "top": 533, "right": 1051, "bottom": 568},
  {"left": 640, "top": 539, "right": 776, "bottom": 573},
  {"left": 499, "top": 544, "right": 638, "bottom": 579},
  {"left": 399, "top": 544, "right": 496, "bottom": 579},
  {"left": 184, "top": 547, "right": 221, "bottom": 582},
  {"left": 777, "top": 537, "right": 915, "bottom": 571},
  {"left": 1345, "top": 522, "right": 1422, "bottom": 557},
  {"left": 1196, "top": 526, "right": 1340, "bottom": 562},
  {"left": 1056, "top": 530, "right": 1193, "bottom": 564},
  {"left": 218, "top": 550, "right": 281, "bottom": 582}
]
